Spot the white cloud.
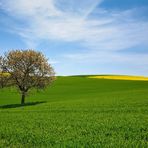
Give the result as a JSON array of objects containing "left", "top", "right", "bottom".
[
  {"left": 64, "top": 51, "right": 148, "bottom": 65},
  {"left": 1, "top": 0, "right": 62, "bottom": 18},
  {"left": 1, "top": 0, "right": 148, "bottom": 51},
  {"left": 1, "top": 0, "right": 148, "bottom": 74},
  {"left": 48, "top": 59, "right": 59, "bottom": 64}
]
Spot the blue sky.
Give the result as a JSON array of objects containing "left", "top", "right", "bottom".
[{"left": 0, "top": 0, "right": 148, "bottom": 76}]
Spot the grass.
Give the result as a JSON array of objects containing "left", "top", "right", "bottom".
[{"left": 0, "top": 76, "right": 148, "bottom": 147}]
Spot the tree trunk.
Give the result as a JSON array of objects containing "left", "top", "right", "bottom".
[{"left": 21, "top": 91, "right": 25, "bottom": 105}]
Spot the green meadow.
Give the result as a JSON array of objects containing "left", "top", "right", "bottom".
[{"left": 0, "top": 76, "right": 148, "bottom": 147}]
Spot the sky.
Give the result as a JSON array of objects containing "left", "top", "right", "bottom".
[{"left": 0, "top": 0, "right": 148, "bottom": 76}]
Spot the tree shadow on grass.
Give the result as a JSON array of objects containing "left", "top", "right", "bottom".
[{"left": 0, "top": 101, "right": 47, "bottom": 109}]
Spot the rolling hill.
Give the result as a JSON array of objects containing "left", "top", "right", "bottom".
[{"left": 0, "top": 75, "right": 148, "bottom": 147}]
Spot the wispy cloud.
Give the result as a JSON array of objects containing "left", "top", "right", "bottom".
[
  {"left": 0, "top": 0, "right": 101, "bottom": 45},
  {"left": 0, "top": 0, "right": 148, "bottom": 75},
  {"left": 1, "top": 0, "right": 148, "bottom": 50},
  {"left": 64, "top": 50, "right": 148, "bottom": 65}
]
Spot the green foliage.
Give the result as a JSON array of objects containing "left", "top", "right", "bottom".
[{"left": 0, "top": 76, "right": 148, "bottom": 147}]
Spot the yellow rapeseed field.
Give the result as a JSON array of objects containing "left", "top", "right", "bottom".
[
  {"left": 88, "top": 75, "right": 148, "bottom": 81},
  {"left": 0, "top": 72, "right": 10, "bottom": 76}
]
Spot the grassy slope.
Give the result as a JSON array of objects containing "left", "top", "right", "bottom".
[{"left": 0, "top": 76, "right": 148, "bottom": 147}]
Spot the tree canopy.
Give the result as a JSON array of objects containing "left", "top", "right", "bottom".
[{"left": 0, "top": 50, "right": 55, "bottom": 104}]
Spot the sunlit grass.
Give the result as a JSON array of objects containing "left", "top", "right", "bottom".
[{"left": 0, "top": 76, "right": 148, "bottom": 147}]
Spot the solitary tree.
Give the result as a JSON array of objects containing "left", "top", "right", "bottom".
[{"left": 0, "top": 50, "right": 55, "bottom": 104}]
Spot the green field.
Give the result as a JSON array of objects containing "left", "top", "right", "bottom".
[{"left": 0, "top": 76, "right": 148, "bottom": 147}]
